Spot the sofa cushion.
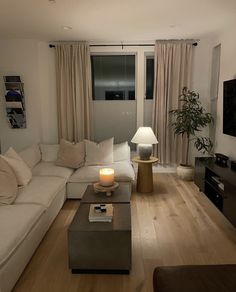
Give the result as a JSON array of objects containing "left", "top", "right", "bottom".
[
  {"left": 85, "top": 138, "right": 114, "bottom": 166},
  {"left": 0, "top": 157, "right": 18, "bottom": 205},
  {"left": 18, "top": 144, "right": 41, "bottom": 169},
  {"left": 0, "top": 204, "right": 44, "bottom": 267},
  {"left": 15, "top": 176, "right": 66, "bottom": 208},
  {"left": 66, "top": 182, "right": 90, "bottom": 199},
  {"left": 114, "top": 142, "right": 130, "bottom": 162},
  {"left": 40, "top": 144, "right": 59, "bottom": 162},
  {"left": 32, "top": 162, "right": 74, "bottom": 180},
  {"left": 68, "top": 161, "right": 135, "bottom": 183},
  {"left": 56, "top": 139, "right": 85, "bottom": 169},
  {"left": 1, "top": 147, "right": 32, "bottom": 186}
]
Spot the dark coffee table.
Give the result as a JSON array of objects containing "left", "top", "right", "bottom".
[
  {"left": 81, "top": 183, "right": 131, "bottom": 204},
  {"left": 68, "top": 203, "right": 131, "bottom": 273},
  {"left": 68, "top": 183, "right": 132, "bottom": 274}
]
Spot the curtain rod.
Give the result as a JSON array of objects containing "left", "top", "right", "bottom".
[{"left": 49, "top": 42, "right": 198, "bottom": 48}]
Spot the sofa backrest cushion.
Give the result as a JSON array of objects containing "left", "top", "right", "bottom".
[
  {"left": 18, "top": 144, "right": 41, "bottom": 169},
  {"left": 0, "top": 157, "right": 18, "bottom": 205},
  {"left": 1, "top": 147, "right": 32, "bottom": 186},
  {"left": 113, "top": 142, "right": 130, "bottom": 162},
  {"left": 40, "top": 144, "right": 59, "bottom": 162},
  {"left": 56, "top": 139, "right": 85, "bottom": 169},
  {"left": 85, "top": 137, "right": 114, "bottom": 166}
]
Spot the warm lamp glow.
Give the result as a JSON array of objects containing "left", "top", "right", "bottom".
[
  {"left": 99, "top": 168, "right": 115, "bottom": 187},
  {"left": 131, "top": 127, "right": 158, "bottom": 160},
  {"left": 131, "top": 127, "right": 158, "bottom": 144}
]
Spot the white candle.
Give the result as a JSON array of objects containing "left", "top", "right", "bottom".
[{"left": 99, "top": 168, "right": 114, "bottom": 187}]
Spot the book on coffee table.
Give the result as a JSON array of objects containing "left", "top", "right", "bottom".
[{"left": 89, "top": 204, "right": 114, "bottom": 222}]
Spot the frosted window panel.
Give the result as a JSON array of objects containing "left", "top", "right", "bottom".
[
  {"left": 144, "top": 100, "right": 153, "bottom": 127},
  {"left": 93, "top": 101, "right": 137, "bottom": 149}
]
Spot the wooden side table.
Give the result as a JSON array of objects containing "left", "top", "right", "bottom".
[{"left": 132, "top": 156, "right": 158, "bottom": 193}]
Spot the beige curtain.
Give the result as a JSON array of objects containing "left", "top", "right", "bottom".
[
  {"left": 152, "top": 40, "right": 193, "bottom": 165},
  {"left": 55, "top": 42, "right": 93, "bottom": 142}
]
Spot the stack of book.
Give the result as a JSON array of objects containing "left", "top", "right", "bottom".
[{"left": 89, "top": 204, "right": 113, "bottom": 222}]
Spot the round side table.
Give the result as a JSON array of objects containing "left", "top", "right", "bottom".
[{"left": 132, "top": 156, "right": 158, "bottom": 193}]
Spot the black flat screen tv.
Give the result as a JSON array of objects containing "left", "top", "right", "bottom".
[{"left": 223, "top": 79, "right": 236, "bottom": 137}]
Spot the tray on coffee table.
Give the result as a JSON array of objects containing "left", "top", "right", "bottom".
[{"left": 81, "top": 183, "right": 131, "bottom": 204}]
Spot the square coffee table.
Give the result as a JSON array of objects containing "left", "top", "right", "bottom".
[
  {"left": 68, "top": 203, "right": 131, "bottom": 273},
  {"left": 81, "top": 182, "right": 131, "bottom": 204}
]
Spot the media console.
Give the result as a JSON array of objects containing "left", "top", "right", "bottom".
[{"left": 194, "top": 157, "right": 236, "bottom": 227}]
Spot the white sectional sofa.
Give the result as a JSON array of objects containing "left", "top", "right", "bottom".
[
  {"left": 0, "top": 142, "right": 135, "bottom": 292},
  {"left": 67, "top": 160, "right": 135, "bottom": 198}
]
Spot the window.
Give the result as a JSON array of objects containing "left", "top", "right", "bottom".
[
  {"left": 91, "top": 55, "right": 135, "bottom": 100},
  {"left": 145, "top": 56, "right": 154, "bottom": 99}
]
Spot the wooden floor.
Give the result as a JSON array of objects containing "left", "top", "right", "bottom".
[{"left": 14, "top": 174, "right": 236, "bottom": 292}]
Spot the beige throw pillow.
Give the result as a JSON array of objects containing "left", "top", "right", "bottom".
[
  {"left": 56, "top": 139, "right": 85, "bottom": 169},
  {"left": 19, "top": 144, "right": 41, "bottom": 169},
  {"left": 113, "top": 142, "right": 130, "bottom": 162},
  {"left": 40, "top": 144, "right": 59, "bottom": 162},
  {"left": 1, "top": 147, "right": 32, "bottom": 186},
  {"left": 0, "top": 157, "right": 18, "bottom": 205},
  {"left": 85, "top": 138, "right": 114, "bottom": 166}
]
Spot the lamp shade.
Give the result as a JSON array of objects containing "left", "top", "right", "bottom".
[{"left": 131, "top": 127, "right": 158, "bottom": 144}]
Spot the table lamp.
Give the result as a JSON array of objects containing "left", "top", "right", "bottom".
[{"left": 131, "top": 127, "right": 158, "bottom": 160}]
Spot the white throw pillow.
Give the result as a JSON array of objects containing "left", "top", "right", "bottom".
[
  {"left": 113, "top": 142, "right": 130, "bottom": 162},
  {"left": 40, "top": 144, "right": 59, "bottom": 162},
  {"left": 56, "top": 139, "right": 85, "bottom": 169},
  {"left": 1, "top": 147, "right": 32, "bottom": 186},
  {"left": 85, "top": 138, "right": 114, "bottom": 166},
  {"left": 0, "top": 157, "right": 18, "bottom": 205},
  {"left": 19, "top": 144, "right": 41, "bottom": 169}
]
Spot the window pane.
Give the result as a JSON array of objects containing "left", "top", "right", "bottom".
[
  {"left": 94, "top": 100, "right": 137, "bottom": 150},
  {"left": 144, "top": 99, "right": 153, "bottom": 127},
  {"left": 91, "top": 55, "right": 135, "bottom": 100},
  {"left": 146, "top": 56, "right": 154, "bottom": 99}
]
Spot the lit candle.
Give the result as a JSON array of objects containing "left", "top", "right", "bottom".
[{"left": 99, "top": 168, "right": 115, "bottom": 187}]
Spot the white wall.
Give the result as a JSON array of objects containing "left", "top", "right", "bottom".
[
  {"left": 188, "top": 32, "right": 236, "bottom": 164},
  {"left": 37, "top": 41, "right": 58, "bottom": 144},
  {"left": 189, "top": 37, "right": 215, "bottom": 164},
  {"left": 192, "top": 39, "right": 214, "bottom": 108},
  {"left": 213, "top": 27, "right": 236, "bottom": 160},
  {"left": 0, "top": 39, "right": 57, "bottom": 153}
]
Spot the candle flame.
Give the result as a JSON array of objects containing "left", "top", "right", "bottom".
[{"left": 99, "top": 168, "right": 114, "bottom": 175}]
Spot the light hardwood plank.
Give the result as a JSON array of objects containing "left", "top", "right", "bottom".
[{"left": 13, "top": 174, "right": 236, "bottom": 292}]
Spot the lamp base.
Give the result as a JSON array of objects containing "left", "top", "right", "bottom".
[{"left": 138, "top": 144, "right": 152, "bottom": 160}]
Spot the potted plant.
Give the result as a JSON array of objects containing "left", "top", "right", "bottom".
[{"left": 169, "top": 87, "right": 214, "bottom": 180}]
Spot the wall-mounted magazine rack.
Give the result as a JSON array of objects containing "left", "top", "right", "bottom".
[{"left": 3, "top": 76, "right": 26, "bottom": 128}]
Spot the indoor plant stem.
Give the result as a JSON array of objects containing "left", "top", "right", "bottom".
[{"left": 185, "top": 135, "right": 190, "bottom": 166}]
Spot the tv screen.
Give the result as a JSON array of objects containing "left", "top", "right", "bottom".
[{"left": 223, "top": 79, "right": 236, "bottom": 137}]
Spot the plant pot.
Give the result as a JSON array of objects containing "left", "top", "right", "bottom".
[{"left": 176, "top": 164, "right": 194, "bottom": 181}]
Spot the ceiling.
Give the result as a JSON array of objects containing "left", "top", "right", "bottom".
[{"left": 0, "top": 0, "right": 236, "bottom": 42}]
